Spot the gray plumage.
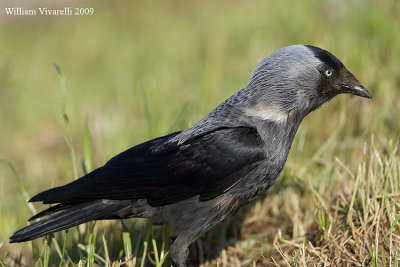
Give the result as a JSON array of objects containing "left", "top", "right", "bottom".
[{"left": 10, "top": 45, "right": 371, "bottom": 266}]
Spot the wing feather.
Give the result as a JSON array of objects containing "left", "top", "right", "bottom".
[{"left": 30, "top": 127, "right": 265, "bottom": 206}]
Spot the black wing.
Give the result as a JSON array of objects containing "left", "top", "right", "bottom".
[{"left": 30, "top": 127, "right": 265, "bottom": 206}]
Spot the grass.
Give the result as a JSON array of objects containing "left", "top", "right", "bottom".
[{"left": 1, "top": 0, "right": 400, "bottom": 266}]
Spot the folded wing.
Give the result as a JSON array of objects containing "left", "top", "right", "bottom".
[{"left": 30, "top": 127, "right": 265, "bottom": 206}]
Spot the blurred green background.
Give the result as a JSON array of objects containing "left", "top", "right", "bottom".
[{"left": 1, "top": 0, "right": 399, "bottom": 264}]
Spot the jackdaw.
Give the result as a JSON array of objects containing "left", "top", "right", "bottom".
[{"left": 10, "top": 45, "right": 371, "bottom": 266}]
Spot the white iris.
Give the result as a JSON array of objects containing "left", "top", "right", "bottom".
[{"left": 325, "top": 69, "right": 333, "bottom": 77}]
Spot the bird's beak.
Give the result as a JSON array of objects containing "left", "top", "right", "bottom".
[
  {"left": 339, "top": 69, "right": 372, "bottom": 99},
  {"left": 340, "top": 83, "right": 372, "bottom": 99}
]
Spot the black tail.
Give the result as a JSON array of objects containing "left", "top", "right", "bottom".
[{"left": 10, "top": 200, "right": 126, "bottom": 243}]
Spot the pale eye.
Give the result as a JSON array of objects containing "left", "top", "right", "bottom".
[{"left": 324, "top": 69, "right": 333, "bottom": 77}]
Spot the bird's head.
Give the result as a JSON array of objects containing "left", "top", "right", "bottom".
[{"left": 244, "top": 45, "right": 371, "bottom": 123}]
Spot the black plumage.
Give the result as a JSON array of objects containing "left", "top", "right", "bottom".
[{"left": 29, "top": 127, "right": 264, "bottom": 207}]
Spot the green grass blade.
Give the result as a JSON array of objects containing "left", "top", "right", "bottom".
[
  {"left": 83, "top": 117, "right": 93, "bottom": 175},
  {"left": 58, "top": 230, "right": 68, "bottom": 267},
  {"left": 53, "top": 63, "right": 79, "bottom": 180},
  {"left": 168, "top": 100, "right": 189, "bottom": 133},
  {"left": 1, "top": 243, "right": 9, "bottom": 263},
  {"left": 122, "top": 232, "right": 132, "bottom": 263},
  {"left": 142, "top": 87, "right": 153, "bottom": 138},
  {"left": 0, "top": 159, "right": 36, "bottom": 215},
  {"left": 52, "top": 237, "right": 63, "bottom": 260},
  {"left": 162, "top": 227, "right": 170, "bottom": 267},
  {"left": 34, "top": 240, "right": 48, "bottom": 267},
  {"left": 151, "top": 236, "right": 160, "bottom": 265},
  {"left": 139, "top": 224, "right": 152, "bottom": 267},
  {"left": 102, "top": 233, "right": 110, "bottom": 267}
]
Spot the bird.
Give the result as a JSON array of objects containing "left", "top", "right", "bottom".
[{"left": 10, "top": 45, "right": 371, "bottom": 266}]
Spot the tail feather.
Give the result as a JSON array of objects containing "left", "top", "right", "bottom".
[
  {"left": 10, "top": 200, "right": 126, "bottom": 243},
  {"left": 28, "top": 203, "right": 75, "bottom": 221}
]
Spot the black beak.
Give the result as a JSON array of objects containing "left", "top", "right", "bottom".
[{"left": 341, "top": 84, "right": 372, "bottom": 99}]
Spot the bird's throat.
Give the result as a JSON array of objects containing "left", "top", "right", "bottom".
[{"left": 256, "top": 113, "right": 303, "bottom": 164}]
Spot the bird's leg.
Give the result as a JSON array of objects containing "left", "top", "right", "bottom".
[
  {"left": 170, "top": 257, "right": 187, "bottom": 267},
  {"left": 170, "top": 235, "right": 192, "bottom": 267},
  {"left": 167, "top": 236, "right": 179, "bottom": 267}
]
